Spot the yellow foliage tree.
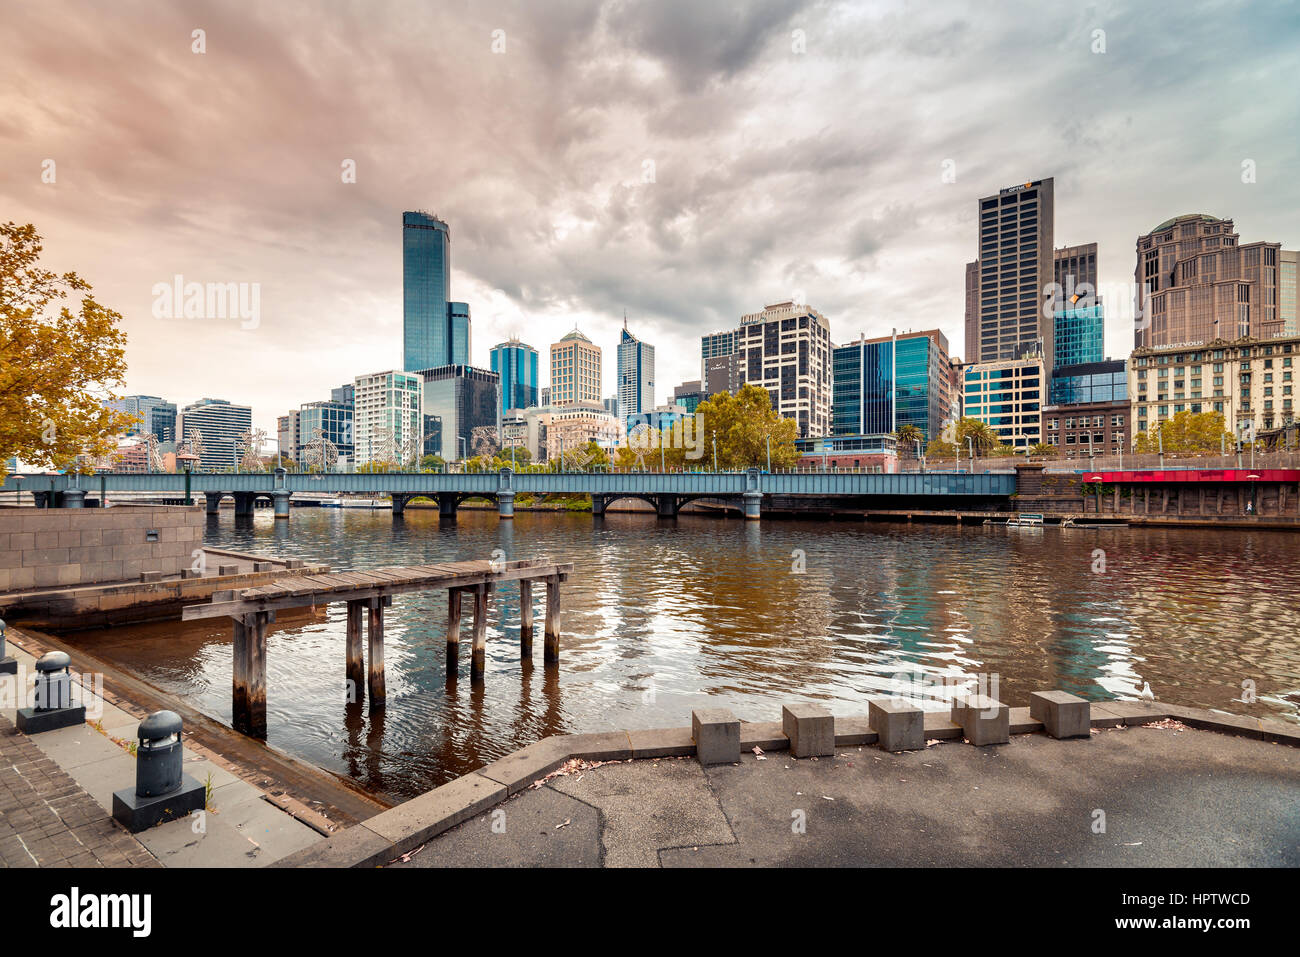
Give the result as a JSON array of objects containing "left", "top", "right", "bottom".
[
  {"left": 1133, "top": 410, "right": 1232, "bottom": 454},
  {"left": 694, "top": 384, "right": 800, "bottom": 470},
  {"left": 1, "top": 223, "right": 133, "bottom": 477}
]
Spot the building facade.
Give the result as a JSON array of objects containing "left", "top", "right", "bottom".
[
  {"left": 832, "top": 330, "right": 952, "bottom": 442},
  {"left": 107, "top": 395, "right": 177, "bottom": 442},
  {"left": 700, "top": 330, "right": 739, "bottom": 385},
  {"left": 352, "top": 370, "right": 423, "bottom": 468},
  {"left": 959, "top": 354, "right": 1045, "bottom": 451},
  {"left": 177, "top": 398, "right": 252, "bottom": 470},
  {"left": 1052, "top": 304, "right": 1105, "bottom": 369},
  {"left": 1043, "top": 401, "right": 1129, "bottom": 459},
  {"left": 616, "top": 322, "right": 655, "bottom": 430},
  {"left": 727, "top": 301, "right": 833, "bottom": 438},
  {"left": 1134, "top": 214, "right": 1290, "bottom": 349},
  {"left": 402, "top": 211, "right": 471, "bottom": 372},
  {"left": 418, "top": 365, "right": 501, "bottom": 461},
  {"left": 547, "top": 405, "right": 620, "bottom": 460},
  {"left": 672, "top": 380, "right": 706, "bottom": 413},
  {"left": 549, "top": 328, "right": 602, "bottom": 408},
  {"left": 1129, "top": 333, "right": 1300, "bottom": 443},
  {"left": 971, "top": 178, "right": 1055, "bottom": 363},
  {"left": 490, "top": 339, "right": 540, "bottom": 414},
  {"left": 276, "top": 411, "right": 299, "bottom": 465}
]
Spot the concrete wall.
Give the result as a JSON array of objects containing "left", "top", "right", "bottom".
[{"left": 0, "top": 505, "right": 205, "bottom": 592}]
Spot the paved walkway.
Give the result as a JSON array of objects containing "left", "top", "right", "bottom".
[{"left": 393, "top": 725, "right": 1300, "bottom": 867}]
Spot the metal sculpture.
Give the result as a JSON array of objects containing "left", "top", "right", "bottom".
[
  {"left": 301, "top": 428, "right": 339, "bottom": 473},
  {"left": 236, "top": 428, "right": 267, "bottom": 472}
]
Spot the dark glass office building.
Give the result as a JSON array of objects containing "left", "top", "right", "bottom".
[
  {"left": 403, "top": 211, "right": 471, "bottom": 372},
  {"left": 832, "top": 331, "right": 950, "bottom": 441},
  {"left": 1053, "top": 304, "right": 1105, "bottom": 369},
  {"left": 1048, "top": 359, "right": 1127, "bottom": 406},
  {"left": 418, "top": 365, "right": 501, "bottom": 460}
]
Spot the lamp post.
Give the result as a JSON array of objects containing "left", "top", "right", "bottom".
[
  {"left": 766, "top": 434, "right": 771, "bottom": 473},
  {"left": 712, "top": 432, "right": 717, "bottom": 472},
  {"left": 966, "top": 436, "right": 974, "bottom": 471},
  {"left": 177, "top": 454, "right": 197, "bottom": 506},
  {"left": 12, "top": 474, "right": 21, "bottom": 508},
  {"left": 915, "top": 439, "right": 923, "bottom": 473}
]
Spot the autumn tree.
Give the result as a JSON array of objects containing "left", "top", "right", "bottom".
[
  {"left": 1, "top": 223, "right": 134, "bottom": 477},
  {"left": 694, "top": 384, "right": 800, "bottom": 470},
  {"left": 1133, "top": 410, "right": 1233, "bottom": 454}
]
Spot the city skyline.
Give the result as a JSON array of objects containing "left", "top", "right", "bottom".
[{"left": 3, "top": 1, "right": 1298, "bottom": 437}]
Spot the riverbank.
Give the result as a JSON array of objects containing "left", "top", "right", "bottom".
[{"left": 278, "top": 698, "right": 1300, "bottom": 867}]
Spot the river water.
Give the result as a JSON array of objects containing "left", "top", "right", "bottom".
[{"left": 67, "top": 508, "right": 1300, "bottom": 802}]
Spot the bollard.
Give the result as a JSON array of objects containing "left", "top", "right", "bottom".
[
  {"left": 112, "top": 710, "right": 206, "bottom": 832},
  {"left": 15, "top": 651, "right": 86, "bottom": 734},
  {"left": 0, "top": 618, "right": 16, "bottom": 675}
]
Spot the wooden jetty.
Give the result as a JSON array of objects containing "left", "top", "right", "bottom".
[{"left": 181, "top": 559, "right": 573, "bottom": 738}]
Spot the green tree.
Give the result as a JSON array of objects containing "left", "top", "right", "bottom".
[
  {"left": 419, "top": 453, "right": 445, "bottom": 471},
  {"left": 1, "top": 222, "right": 134, "bottom": 477},
  {"left": 695, "top": 383, "right": 799, "bottom": 470},
  {"left": 1134, "top": 410, "right": 1232, "bottom": 454},
  {"left": 895, "top": 424, "right": 924, "bottom": 457},
  {"left": 1028, "top": 442, "right": 1057, "bottom": 457}
]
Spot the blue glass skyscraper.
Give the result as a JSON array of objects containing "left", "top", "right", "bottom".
[
  {"left": 490, "top": 339, "right": 540, "bottom": 413},
  {"left": 1052, "top": 303, "right": 1104, "bottom": 370},
  {"left": 403, "top": 211, "right": 471, "bottom": 372},
  {"left": 832, "top": 331, "right": 950, "bottom": 441}
]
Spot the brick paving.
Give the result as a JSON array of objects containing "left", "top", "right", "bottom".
[{"left": 0, "top": 716, "right": 158, "bottom": 868}]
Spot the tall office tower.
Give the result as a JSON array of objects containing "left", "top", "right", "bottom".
[
  {"left": 1053, "top": 243, "right": 1098, "bottom": 301},
  {"left": 616, "top": 320, "right": 655, "bottom": 429},
  {"left": 177, "top": 398, "right": 253, "bottom": 470},
  {"left": 831, "top": 330, "right": 952, "bottom": 442},
  {"left": 352, "top": 370, "right": 423, "bottom": 468},
  {"left": 1281, "top": 250, "right": 1299, "bottom": 337},
  {"left": 549, "top": 328, "right": 602, "bottom": 408},
  {"left": 490, "top": 339, "right": 540, "bottom": 414},
  {"left": 703, "top": 353, "right": 740, "bottom": 397},
  {"left": 106, "top": 395, "right": 177, "bottom": 442},
  {"left": 603, "top": 395, "right": 620, "bottom": 420},
  {"left": 700, "top": 329, "right": 738, "bottom": 384},
  {"left": 963, "top": 260, "right": 980, "bottom": 363},
  {"left": 1052, "top": 304, "right": 1105, "bottom": 369},
  {"left": 402, "top": 211, "right": 471, "bottom": 372},
  {"left": 540, "top": 387, "right": 551, "bottom": 407},
  {"left": 418, "top": 365, "right": 502, "bottom": 460},
  {"left": 973, "top": 177, "right": 1055, "bottom": 363},
  {"left": 732, "top": 301, "right": 833, "bottom": 438},
  {"left": 1134, "top": 214, "right": 1288, "bottom": 349}
]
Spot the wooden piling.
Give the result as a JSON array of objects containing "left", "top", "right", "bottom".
[
  {"left": 447, "top": 587, "right": 463, "bottom": 679},
  {"left": 544, "top": 576, "right": 561, "bottom": 665},
  {"left": 519, "top": 578, "right": 534, "bottom": 658},
  {"left": 345, "top": 600, "right": 364, "bottom": 700},
  {"left": 367, "top": 597, "right": 385, "bottom": 708},
  {"left": 471, "top": 582, "right": 491, "bottom": 683},
  {"left": 232, "top": 611, "right": 269, "bottom": 738}
]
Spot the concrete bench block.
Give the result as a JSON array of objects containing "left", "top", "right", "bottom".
[
  {"left": 691, "top": 708, "right": 740, "bottom": 766},
  {"left": 782, "top": 703, "right": 834, "bottom": 758},
  {"left": 218, "top": 564, "right": 239, "bottom": 576},
  {"left": 1030, "top": 690, "right": 1091, "bottom": 739},
  {"left": 254, "top": 561, "right": 274, "bottom": 572},
  {"left": 140, "top": 570, "right": 162, "bottom": 583},
  {"left": 868, "top": 697, "right": 924, "bottom": 752},
  {"left": 951, "top": 694, "right": 1009, "bottom": 746}
]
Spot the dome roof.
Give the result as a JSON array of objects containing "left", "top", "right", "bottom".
[{"left": 1150, "top": 213, "right": 1222, "bottom": 234}]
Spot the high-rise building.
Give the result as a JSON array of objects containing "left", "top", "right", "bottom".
[
  {"left": 540, "top": 386, "right": 551, "bottom": 407},
  {"left": 418, "top": 365, "right": 501, "bottom": 460},
  {"left": 277, "top": 411, "right": 299, "bottom": 465},
  {"left": 712, "top": 301, "right": 833, "bottom": 438},
  {"left": 1043, "top": 358, "right": 1130, "bottom": 458},
  {"left": 832, "top": 330, "right": 952, "bottom": 442},
  {"left": 490, "top": 339, "right": 540, "bottom": 414},
  {"left": 963, "top": 260, "right": 980, "bottom": 364},
  {"left": 1134, "top": 214, "right": 1288, "bottom": 349},
  {"left": 352, "top": 370, "right": 422, "bottom": 468},
  {"left": 106, "top": 395, "right": 177, "bottom": 442},
  {"left": 177, "top": 398, "right": 252, "bottom": 470},
  {"left": 1281, "top": 250, "right": 1298, "bottom": 337},
  {"left": 549, "top": 328, "right": 602, "bottom": 408},
  {"left": 958, "top": 354, "right": 1046, "bottom": 451},
  {"left": 617, "top": 320, "right": 655, "bottom": 429},
  {"left": 672, "top": 380, "right": 706, "bottom": 413},
  {"left": 972, "top": 178, "right": 1055, "bottom": 363},
  {"left": 298, "top": 385, "right": 354, "bottom": 468},
  {"left": 700, "top": 330, "right": 739, "bottom": 385},
  {"left": 1053, "top": 243, "right": 1098, "bottom": 303},
  {"left": 603, "top": 396, "right": 619, "bottom": 421},
  {"left": 1053, "top": 304, "right": 1105, "bottom": 369},
  {"left": 402, "top": 211, "right": 471, "bottom": 372}
]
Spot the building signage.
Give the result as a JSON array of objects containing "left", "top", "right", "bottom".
[{"left": 999, "top": 180, "right": 1039, "bottom": 195}]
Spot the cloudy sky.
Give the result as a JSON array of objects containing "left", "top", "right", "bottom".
[{"left": 3, "top": 0, "right": 1298, "bottom": 437}]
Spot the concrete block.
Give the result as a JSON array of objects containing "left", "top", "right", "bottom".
[
  {"left": 477, "top": 737, "right": 571, "bottom": 794},
  {"left": 218, "top": 564, "right": 239, "bottom": 576},
  {"left": 1008, "top": 706, "right": 1044, "bottom": 735},
  {"left": 782, "top": 703, "right": 835, "bottom": 758},
  {"left": 112, "top": 775, "right": 206, "bottom": 832},
  {"left": 141, "top": 571, "right": 163, "bottom": 582},
  {"left": 16, "top": 705, "right": 87, "bottom": 734},
  {"left": 951, "top": 695, "right": 1009, "bottom": 746},
  {"left": 1030, "top": 690, "right": 1091, "bottom": 738},
  {"left": 691, "top": 708, "right": 741, "bottom": 766},
  {"left": 868, "top": 697, "right": 924, "bottom": 752},
  {"left": 364, "top": 772, "right": 505, "bottom": 858}
]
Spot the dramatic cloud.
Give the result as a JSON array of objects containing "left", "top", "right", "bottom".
[{"left": 2, "top": 0, "right": 1297, "bottom": 434}]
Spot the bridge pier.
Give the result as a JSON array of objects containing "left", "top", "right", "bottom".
[
  {"left": 204, "top": 492, "right": 223, "bottom": 515},
  {"left": 742, "top": 490, "right": 762, "bottom": 521},
  {"left": 438, "top": 493, "right": 458, "bottom": 521},
  {"left": 271, "top": 489, "right": 291, "bottom": 520},
  {"left": 391, "top": 494, "right": 406, "bottom": 518},
  {"left": 233, "top": 610, "right": 270, "bottom": 738},
  {"left": 233, "top": 492, "right": 255, "bottom": 517},
  {"left": 591, "top": 494, "right": 607, "bottom": 517},
  {"left": 497, "top": 490, "right": 515, "bottom": 520},
  {"left": 656, "top": 495, "right": 679, "bottom": 519},
  {"left": 519, "top": 579, "right": 534, "bottom": 657},
  {"left": 62, "top": 488, "right": 86, "bottom": 508}
]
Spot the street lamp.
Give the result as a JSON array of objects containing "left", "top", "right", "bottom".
[
  {"left": 711, "top": 431, "right": 717, "bottom": 472},
  {"left": 966, "top": 436, "right": 974, "bottom": 470},
  {"left": 12, "top": 474, "right": 22, "bottom": 508},
  {"left": 176, "top": 453, "right": 198, "bottom": 506},
  {"left": 766, "top": 434, "right": 771, "bottom": 473}
]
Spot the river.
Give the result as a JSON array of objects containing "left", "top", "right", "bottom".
[{"left": 66, "top": 508, "right": 1300, "bottom": 802}]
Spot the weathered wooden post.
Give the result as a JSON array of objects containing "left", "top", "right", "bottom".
[
  {"left": 447, "top": 587, "right": 463, "bottom": 678},
  {"left": 345, "top": 600, "right": 365, "bottom": 699},
  {"left": 519, "top": 578, "right": 534, "bottom": 658},
  {"left": 233, "top": 610, "right": 270, "bottom": 738},
  {"left": 544, "top": 575, "right": 561, "bottom": 666},
  {"left": 471, "top": 582, "right": 492, "bottom": 683},
  {"left": 367, "top": 596, "right": 387, "bottom": 708}
]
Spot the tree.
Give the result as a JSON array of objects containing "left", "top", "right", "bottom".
[
  {"left": 1028, "top": 442, "right": 1057, "bottom": 457},
  {"left": 1133, "top": 410, "right": 1232, "bottom": 454},
  {"left": 419, "top": 453, "right": 445, "bottom": 471},
  {"left": 895, "top": 424, "right": 924, "bottom": 457},
  {"left": 1, "top": 223, "right": 134, "bottom": 477},
  {"left": 694, "top": 383, "right": 799, "bottom": 470}
]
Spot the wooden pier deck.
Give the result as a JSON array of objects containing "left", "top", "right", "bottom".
[{"left": 182, "top": 559, "right": 573, "bottom": 738}]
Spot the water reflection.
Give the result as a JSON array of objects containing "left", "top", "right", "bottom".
[{"left": 64, "top": 508, "right": 1300, "bottom": 801}]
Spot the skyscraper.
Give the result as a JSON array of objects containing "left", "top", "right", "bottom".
[
  {"left": 730, "top": 301, "right": 833, "bottom": 438},
  {"left": 353, "top": 370, "right": 422, "bottom": 468},
  {"left": 402, "top": 211, "right": 471, "bottom": 372},
  {"left": 616, "top": 319, "right": 655, "bottom": 429},
  {"left": 177, "top": 398, "right": 252, "bottom": 470},
  {"left": 832, "top": 330, "right": 952, "bottom": 442},
  {"left": 106, "top": 395, "right": 176, "bottom": 442},
  {"left": 490, "top": 339, "right": 540, "bottom": 413},
  {"left": 549, "top": 328, "right": 602, "bottom": 408},
  {"left": 972, "top": 178, "right": 1055, "bottom": 363},
  {"left": 418, "top": 365, "right": 501, "bottom": 460}
]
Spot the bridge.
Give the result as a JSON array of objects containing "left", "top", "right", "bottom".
[{"left": 1, "top": 468, "right": 1016, "bottom": 521}]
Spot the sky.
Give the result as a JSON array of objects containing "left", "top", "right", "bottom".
[{"left": 3, "top": 0, "right": 1298, "bottom": 439}]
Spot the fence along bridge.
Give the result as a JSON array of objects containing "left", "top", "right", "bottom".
[
  {"left": 4, "top": 468, "right": 1017, "bottom": 520},
  {"left": 182, "top": 559, "right": 573, "bottom": 738}
]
